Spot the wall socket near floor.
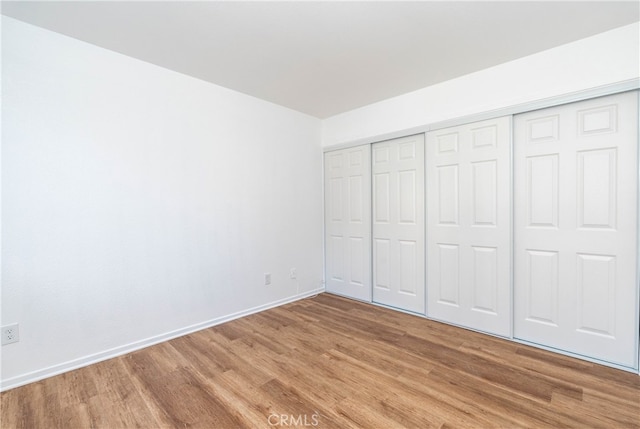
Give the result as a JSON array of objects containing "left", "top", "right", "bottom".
[
  {"left": 290, "top": 268, "right": 297, "bottom": 279},
  {"left": 264, "top": 273, "right": 271, "bottom": 286},
  {"left": 1, "top": 323, "right": 20, "bottom": 345}
]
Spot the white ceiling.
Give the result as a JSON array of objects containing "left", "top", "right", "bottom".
[{"left": 2, "top": 1, "right": 639, "bottom": 118}]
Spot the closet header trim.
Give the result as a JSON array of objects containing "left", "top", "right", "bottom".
[{"left": 323, "top": 78, "right": 640, "bottom": 153}]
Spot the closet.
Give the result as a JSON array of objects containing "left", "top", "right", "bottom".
[{"left": 323, "top": 90, "right": 639, "bottom": 371}]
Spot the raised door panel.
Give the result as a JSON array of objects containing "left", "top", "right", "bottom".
[
  {"left": 349, "top": 237, "right": 365, "bottom": 286},
  {"left": 372, "top": 134, "right": 425, "bottom": 314},
  {"left": 526, "top": 155, "right": 559, "bottom": 228},
  {"left": 427, "top": 116, "right": 511, "bottom": 337},
  {"left": 523, "top": 250, "right": 559, "bottom": 326},
  {"left": 472, "top": 160, "right": 497, "bottom": 226},
  {"left": 437, "top": 244, "right": 460, "bottom": 307},
  {"left": 374, "top": 238, "right": 391, "bottom": 291},
  {"left": 437, "top": 165, "right": 459, "bottom": 225},
  {"left": 514, "top": 91, "right": 638, "bottom": 369},
  {"left": 577, "top": 149, "right": 616, "bottom": 229},
  {"left": 329, "top": 177, "right": 343, "bottom": 222},
  {"left": 324, "top": 145, "right": 371, "bottom": 301},
  {"left": 471, "top": 246, "right": 498, "bottom": 315},
  {"left": 328, "top": 235, "right": 344, "bottom": 283},
  {"left": 576, "top": 253, "right": 616, "bottom": 337}
]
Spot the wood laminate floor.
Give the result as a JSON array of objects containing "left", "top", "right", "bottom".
[{"left": 1, "top": 293, "right": 639, "bottom": 428}]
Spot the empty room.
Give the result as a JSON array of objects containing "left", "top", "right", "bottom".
[{"left": 1, "top": 1, "right": 640, "bottom": 428}]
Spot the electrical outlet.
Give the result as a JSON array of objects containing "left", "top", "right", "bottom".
[
  {"left": 2, "top": 323, "right": 19, "bottom": 345},
  {"left": 264, "top": 273, "right": 271, "bottom": 286},
  {"left": 290, "top": 268, "right": 297, "bottom": 279}
]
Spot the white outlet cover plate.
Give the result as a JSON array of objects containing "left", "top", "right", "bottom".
[{"left": 2, "top": 323, "right": 20, "bottom": 345}]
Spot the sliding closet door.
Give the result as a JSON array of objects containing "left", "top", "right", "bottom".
[
  {"left": 514, "top": 91, "right": 639, "bottom": 368},
  {"left": 372, "top": 134, "right": 425, "bottom": 313},
  {"left": 324, "top": 146, "right": 372, "bottom": 301},
  {"left": 426, "top": 117, "right": 511, "bottom": 336}
]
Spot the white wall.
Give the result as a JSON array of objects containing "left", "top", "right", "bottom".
[
  {"left": 1, "top": 17, "right": 323, "bottom": 389},
  {"left": 322, "top": 22, "right": 640, "bottom": 146}
]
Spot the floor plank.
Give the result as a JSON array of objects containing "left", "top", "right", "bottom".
[{"left": 2, "top": 293, "right": 639, "bottom": 428}]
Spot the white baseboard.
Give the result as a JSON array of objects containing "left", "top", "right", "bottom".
[{"left": 0, "top": 288, "right": 325, "bottom": 392}]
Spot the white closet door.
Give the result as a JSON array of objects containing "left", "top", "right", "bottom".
[
  {"left": 426, "top": 117, "right": 511, "bottom": 337},
  {"left": 372, "top": 134, "right": 425, "bottom": 313},
  {"left": 514, "top": 91, "right": 639, "bottom": 368},
  {"left": 324, "top": 146, "right": 372, "bottom": 301}
]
